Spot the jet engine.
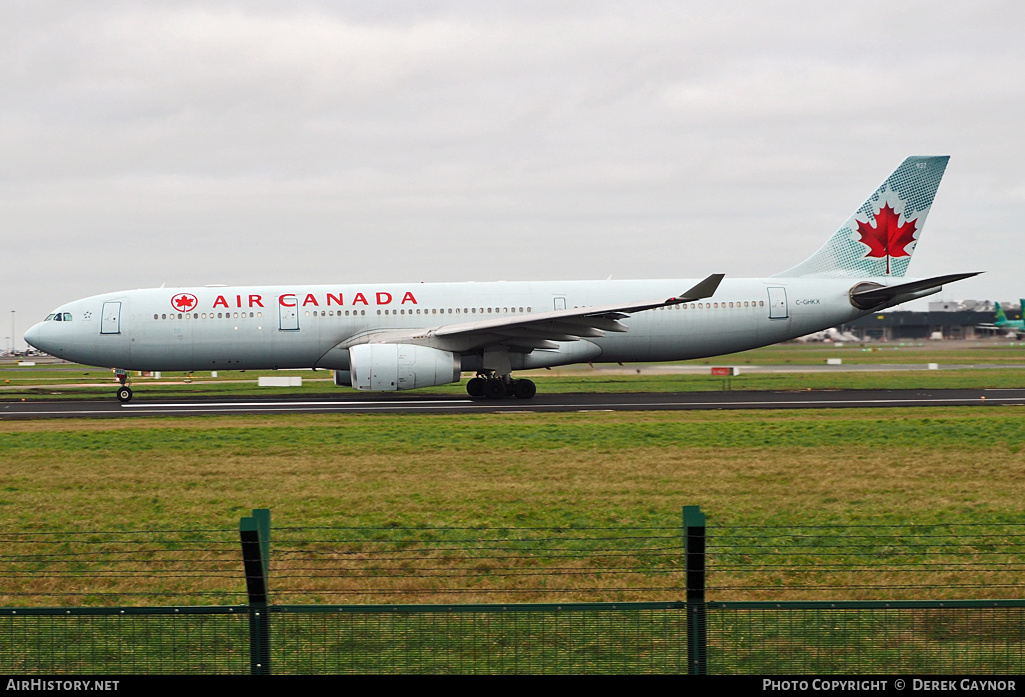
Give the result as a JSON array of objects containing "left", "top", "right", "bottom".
[{"left": 348, "top": 344, "right": 461, "bottom": 391}]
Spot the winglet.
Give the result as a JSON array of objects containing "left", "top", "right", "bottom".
[{"left": 672, "top": 274, "right": 725, "bottom": 303}]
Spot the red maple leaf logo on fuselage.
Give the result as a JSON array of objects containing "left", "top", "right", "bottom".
[
  {"left": 856, "top": 203, "right": 918, "bottom": 275},
  {"left": 171, "top": 293, "right": 197, "bottom": 312}
]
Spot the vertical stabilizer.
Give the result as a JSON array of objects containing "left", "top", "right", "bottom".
[
  {"left": 995, "top": 302, "right": 1008, "bottom": 324},
  {"left": 775, "top": 156, "right": 949, "bottom": 278}
]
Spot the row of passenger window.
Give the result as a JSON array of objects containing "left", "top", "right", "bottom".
[
  {"left": 307, "top": 306, "right": 532, "bottom": 317},
  {"left": 155, "top": 312, "right": 266, "bottom": 320},
  {"left": 665, "top": 301, "right": 766, "bottom": 309},
  {"left": 155, "top": 310, "right": 379, "bottom": 320},
  {"left": 155, "top": 307, "right": 534, "bottom": 321}
]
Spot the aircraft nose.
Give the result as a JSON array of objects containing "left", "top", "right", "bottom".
[{"left": 23, "top": 322, "right": 44, "bottom": 351}]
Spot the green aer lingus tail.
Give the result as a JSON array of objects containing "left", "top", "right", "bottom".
[{"left": 984, "top": 301, "right": 1025, "bottom": 337}]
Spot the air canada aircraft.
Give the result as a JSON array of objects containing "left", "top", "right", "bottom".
[{"left": 25, "top": 156, "right": 978, "bottom": 402}]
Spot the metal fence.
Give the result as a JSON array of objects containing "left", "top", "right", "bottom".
[
  {"left": 706, "top": 601, "right": 1025, "bottom": 674},
  {"left": 3, "top": 507, "right": 1025, "bottom": 674},
  {"left": 1, "top": 607, "right": 249, "bottom": 674}
]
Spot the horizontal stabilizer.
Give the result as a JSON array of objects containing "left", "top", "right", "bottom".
[{"left": 850, "top": 272, "right": 981, "bottom": 309}]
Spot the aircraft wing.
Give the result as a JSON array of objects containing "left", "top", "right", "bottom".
[
  {"left": 434, "top": 273, "right": 724, "bottom": 347},
  {"left": 339, "top": 273, "right": 725, "bottom": 352}
]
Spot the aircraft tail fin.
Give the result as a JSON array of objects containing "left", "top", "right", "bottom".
[
  {"left": 775, "top": 156, "right": 949, "bottom": 278},
  {"left": 995, "top": 302, "right": 1008, "bottom": 324}
]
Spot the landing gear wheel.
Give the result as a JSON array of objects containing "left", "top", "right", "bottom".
[
  {"left": 466, "top": 377, "right": 486, "bottom": 397},
  {"left": 484, "top": 378, "right": 507, "bottom": 399},
  {"left": 513, "top": 379, "right": 536, "bottom": 400},
  {"left": 116, "top": 386, "right": 133, "bottom": 403}
]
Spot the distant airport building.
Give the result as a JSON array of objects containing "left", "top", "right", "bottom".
[
  {"left": 927, "top": 299, "right": 995, "bottom": 313},
  {"left": 839, "top": 301, "right": 1019, "bottom": 341}
]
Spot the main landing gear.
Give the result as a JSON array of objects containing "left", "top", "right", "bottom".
[
  {"left": 114, "top": 369, "right": 133, "bottom": 403},
  {"left": 466, "top": 372, "right": 537, "bottom": 400}
]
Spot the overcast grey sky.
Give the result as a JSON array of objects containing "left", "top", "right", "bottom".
[{"left": 3, "top": 1, "right": 1024, "bottom": 346}]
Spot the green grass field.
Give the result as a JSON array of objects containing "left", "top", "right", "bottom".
[
  {"left": 3, "top": 404, "right": 1025, "bottom": 606},
  {"left": 5, "top": 350, "right": 1025, "bottom": 673},
  {"left": 3, "top": 343, "right": 1025, "bottom": 603},
  {"left": 4, "top": 406, "right": 1024, "bottom": 526}
]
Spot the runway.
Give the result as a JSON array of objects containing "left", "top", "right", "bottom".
[{"left": 3, "top": 388, "right": 1025, "bottom": 419}]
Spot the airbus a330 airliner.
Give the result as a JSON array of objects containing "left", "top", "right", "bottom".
[{"left": 25, "top": 156, "right": 978, "bottom": 402}]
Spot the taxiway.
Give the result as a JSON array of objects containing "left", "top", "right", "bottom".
[{"left": 2, "top": 388, "right": 1023, "bottom": 419}]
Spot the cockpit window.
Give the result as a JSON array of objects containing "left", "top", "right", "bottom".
[
  {"left": 53, "top": 313, "right": 62, "bottom": 322},
  {"left": 45, "top": 314, "right": 56, "bottom": 321},
  {"left": 62, "top": 313, "right": 72, "bottom": 321}
]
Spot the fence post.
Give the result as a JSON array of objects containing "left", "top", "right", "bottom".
[
  {"left": 240, "top": 508, "right": 272, "bottom": 675},
  {"left": 683, "top": 505, "right": 707, "bottom": 675}
]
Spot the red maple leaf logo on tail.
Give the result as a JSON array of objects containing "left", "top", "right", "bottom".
[{"left": 856, "top": 203, "right": 918, "bottom": 275}]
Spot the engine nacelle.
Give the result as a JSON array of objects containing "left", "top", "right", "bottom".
[{"left": 348, "top": 344, "right": 461, "bottom": 391}]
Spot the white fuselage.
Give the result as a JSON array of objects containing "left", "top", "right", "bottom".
[
  {"left": 25, "top": 277, "right": 875, "bottom": 373},
  {"left": 23, "top": 156, "right": 964, "bottom": 394}
]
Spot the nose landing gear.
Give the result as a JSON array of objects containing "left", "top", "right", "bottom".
[{"left": 114, "top": 369, "right": 133, "bottom": 403}]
